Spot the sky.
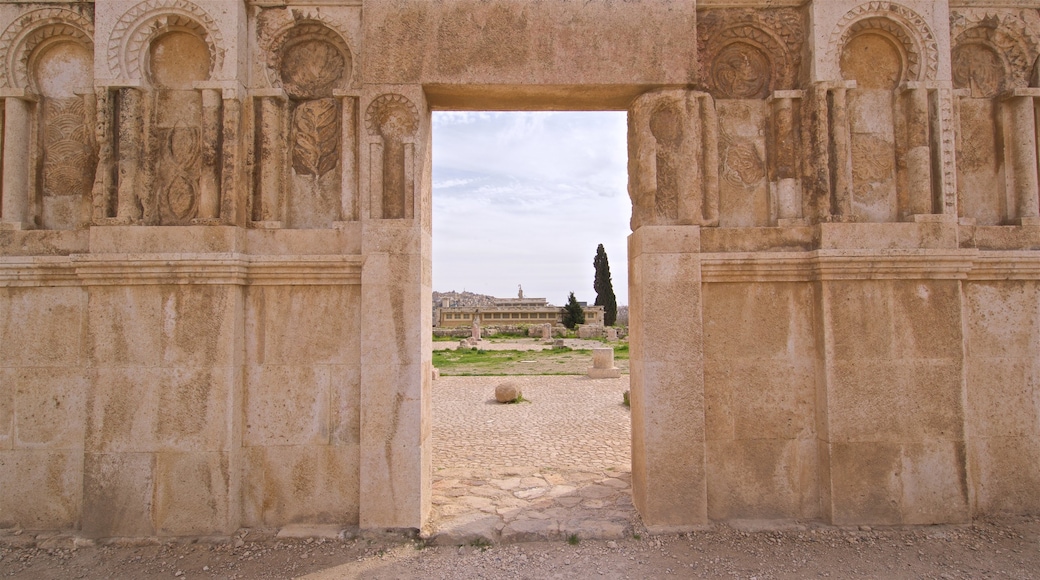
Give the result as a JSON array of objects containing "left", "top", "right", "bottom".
[{"left": 431, "top": 111, "right": 631, "bottom": 306}]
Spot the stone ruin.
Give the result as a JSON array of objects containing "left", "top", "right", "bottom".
[{"left": 0, "top": 0, "right": 1038, "bottom": 538}]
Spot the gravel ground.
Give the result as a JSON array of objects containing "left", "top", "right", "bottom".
[{"left": 3, "top": 517, "right": 1039, "bottom": 578}]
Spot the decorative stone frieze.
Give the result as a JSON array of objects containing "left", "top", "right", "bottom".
[{"left": 0, "top": 0, "right": 1039, "bottom": 539}]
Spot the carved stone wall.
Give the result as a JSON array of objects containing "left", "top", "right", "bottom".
[{"left": 0, "top": 0, "right": 1039, "bottom": 539}]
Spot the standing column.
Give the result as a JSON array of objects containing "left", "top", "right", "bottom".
[
  {"left": 904, "top": 84, "right": 934, "bottom": 216},
  {"left": 115, "top": 86, "right": 143, "bottom": 223},
  {"left": 0, "top": 90, "right": 35, "bottom": 229},
  {"left": 335, "top": 91, "right": 358, "bottom": 222},
  {"left": 770, "top": 91, "right": 803, "bottom": 224},
  {"left": 1004, "top": 90, "right": 1040, "bottom": 224},
  {"left": 829, "top": 84, "right": 854, "bottom": 218},
  {"left": 197, "top": 88, "right": 223, "bottom": 221},
  {"left": 698, "top": 94, "right": 719, "bottom": 226},
  {"left": 252, "top": 90, "right": 286, "bottom": 225},
  {"left": 804, "top": 84, "right": 832, "bottom": 222},
  {"left": 219, "top": 87, "right": 242, "bottom": 224}
]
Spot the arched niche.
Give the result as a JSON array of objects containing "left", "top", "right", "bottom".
[
  {"left": 31, "top": 38, "right": 96, "bottom": 230},
  {"left": 840, "top": 28, "right": 905, "bottom": 90},
  {"left": 146, "top": 28, "right": 211, "bottom": 225},
  {"left": 256, "top": 21, "right": 355, "bottom": 228}
]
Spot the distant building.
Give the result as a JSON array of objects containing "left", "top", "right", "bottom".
[{"left": 436, "top": 287, "right": 604, "bottom": 328}]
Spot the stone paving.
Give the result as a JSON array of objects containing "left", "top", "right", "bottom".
[{"left": 427, "top": 375, "right": 642, "bottom": 545}]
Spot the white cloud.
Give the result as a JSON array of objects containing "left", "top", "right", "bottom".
[{"left": 432, "top": 112, "right": 630, "bottom": 306}]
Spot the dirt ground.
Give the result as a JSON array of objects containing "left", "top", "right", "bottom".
[{"left": 2, "top": 516, "right": 1039, "bottom": 579}]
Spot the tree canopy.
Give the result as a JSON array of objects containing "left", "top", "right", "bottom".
[
  {"left": 561, "top": 291, "right": 585, "bottom": 329},
  {"left": 593, "top": 244, "right": 618, "bottom": 326}
]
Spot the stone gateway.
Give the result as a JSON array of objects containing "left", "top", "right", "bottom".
[{"left": 0, "top": 0, "right": 1038, "bottom": 538}]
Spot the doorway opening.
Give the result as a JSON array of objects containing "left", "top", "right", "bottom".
[{"left": 428, "top": 111, "right": 638, "bottom": 543}]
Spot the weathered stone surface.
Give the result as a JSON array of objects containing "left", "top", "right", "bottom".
[
  {"left": 0, "top": 0, "right": 1038, "bottom": 541},
  {"left": 495, "top": 382, "right": 521, "bottom": 404}
]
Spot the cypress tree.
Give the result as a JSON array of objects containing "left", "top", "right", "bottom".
[{"left": 593, "top": 244, "right": 618, "bottom": 326}]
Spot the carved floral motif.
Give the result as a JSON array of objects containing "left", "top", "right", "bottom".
[
  {"left": 258, "top": 10, "right": 355, "bottom": 94},
  {"left": 292, "top": 98, "right": 341, "bottom": 178},
  {"left": 159, "top": 126, "right": 201, "bottom": 221},
  {"left": 698, "top": 8, "right": 804, "bottom": 99},
  {"left": 950, "top": 11, "right": 1039, "bottom": 96}
]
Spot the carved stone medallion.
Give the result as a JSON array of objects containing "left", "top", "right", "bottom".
[{"left": 711, "top": 43, "right": 771, "bottom": 100}]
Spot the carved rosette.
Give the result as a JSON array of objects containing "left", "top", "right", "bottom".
[
  {"left": 831, "top": 2, "right": 939, "bottom": 85},
  {"left": 697, "top": 9, "right": 804, "bottom": 99},
  {"left": 107, "top": 0, "right": 224, "bottom": 81},
  {"left": 950, "top": 11, "right": 1040, "bottom": 97},
  {"left": 261, "top": 15, "right": 354, "bottom": 96}
]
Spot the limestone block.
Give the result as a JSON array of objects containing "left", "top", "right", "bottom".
[
  {"left": 153, "top": 452, "right": 229, "bottom": 536},
  {"left": 969, "top": 436, "right": 1040, "bottom": 514},
  {"left": 638, "top": 254, "right": 705, "bottom": 364},
  {"left": 86, "top": 366, "right": 232, "bottom": 453},
  {"left": 828, "top": 359, "right": 963, "bottom": 442},
  {"left": 250, "top": 286, "right": 360, "bottom": 366},
  {"left": 827, "top": 441, "right": 903, "bottom": 525},
  {"left": 86, "top": 286, "right": 162, "bottom": 366},
  {"left": 629, "top": 91, "right": 720, "bottom": 229},
  {"left": 706, "top": 439, "right": 820, "bottom": 521},
  {"left": 964, "top": 282, "right": 1040, "bottom": 357},
  {"left": 6, "top": 367, "right": 87, "bottom": 449},
  {"left": 363, "top": 0, "right": 698, "bottom": 97},
  {"left": 246, "top": 445, "right": 359, "bottom": 528},
  {"left": 815, "top": 222, "right": 959, "bottom": 250},
  {"left": 828, "top": 439, "right": 970, "bottom": 526},
  {"left": 826, "top": 281, "right": 893, "bottom": 360},
  {"left": 359, "top": 388, "right": 426, "bottom": 527},
  {"left": 0, "top": 450, "right": 82, "bottom": 529},
  {"left": 635, "top": 360, "right": 706, "bottom": 530},
  {"left": 330, "top": 365, "right": 362, "bottom": 446},
  {"left": 0, "top": 376, "right": 9, "bottom": 450},
  {"left": 1, "top": 287, "right": 84, "bottom": 367},
  {"left": 245, "top": 365, "right": 330, "bottom": 447},
  {"left": 245, "top": 228, "right": 362, "bottom": 256},
  {"left": 587, "top": 348, "right": 621, "bottom": 379},
  {"left": 889, "top": 281, "right": 962, "bottom": 359},
  {"left": 703, "top": 360, "right": 816, "bottom": 442},
  {"left": 88, "top": 226, "right": 244, "bottom": 254},
  {"left": 159, "top": 286, "right": 239, "bottom": 367},
  {"left": 897, "top": 440, "right": 970, "bottom": 525},
  {"left": 82, "top": 452, "right": 155, "bottom": 537},
  {"left": 966, "top": 360, "right": 1038, "bottom": 438},
  {"left": 703, "top": 282, "right": 816, "bottom": 361},
  {"left": 847, "top": 90, "right": 897, "bottom": 223}
]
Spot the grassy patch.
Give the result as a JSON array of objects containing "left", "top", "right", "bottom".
[{"left": 432, "top": 343, "right": 631, "bottom": 376}]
